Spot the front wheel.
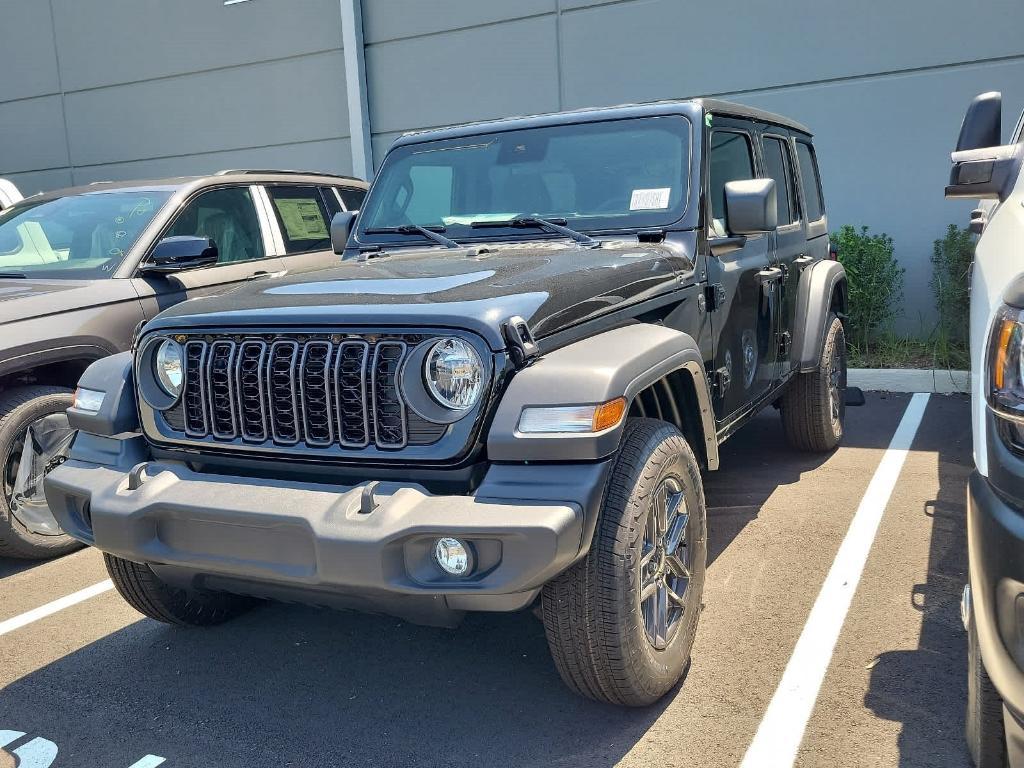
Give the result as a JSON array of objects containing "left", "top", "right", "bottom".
[
  {"left": 542, "top": 418, "right": 707, "bottom": 706},
  {"left": 0, "top": 385, "right": 82, "bottom": 560},
  {"left": 780, "top": 312, "right": 846, "bottom": 452}
]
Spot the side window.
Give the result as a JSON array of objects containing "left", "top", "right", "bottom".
[
  {"left": 795, "top": 141, "right": 824, "bottom": 222},
  {"left": 166, "top": 186, "right": 266, "bottom": 265},
  {"left": 762, "top": 136, "right": 797, "bottom": 225},
  {"left": 266, "top": 185, "right": 332, "bottom": 254},
  {"left": 337, "top": 186, "right": 366, "bottom": 212},
  {"left": 709, "top": 129, "right": 755, "bottom": 236}
]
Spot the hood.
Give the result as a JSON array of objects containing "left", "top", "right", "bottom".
[
  {"left": 0, "top": 278, "right": 134, "bottom": 325},
  {"left": 151, "top": 238, "right": 697, "bottom": 349}
]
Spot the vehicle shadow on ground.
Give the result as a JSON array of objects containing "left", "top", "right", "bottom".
[
  {"left": 0, "top": 557, "right": 49, "bottom": 579},
  {"left": 705, "top": 392, "right": 904, "bottom": 565},
  {"left": 864, "top": 394, "right": 972, "bottom": 767}
]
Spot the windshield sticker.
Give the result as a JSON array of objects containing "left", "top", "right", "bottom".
[
  {"left": 274, "top": 199, "right": 328, "bottom": 241},
  {"left": 629, "top": 188, "right": 671, "bottom": 211}
]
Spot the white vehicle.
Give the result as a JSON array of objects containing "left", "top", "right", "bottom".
[
  {"left": 0, "top": 179, "right": 22, "bottom": 210},
  {"left": 947, "top": 92, "right": 1024, "bottom": 767}
]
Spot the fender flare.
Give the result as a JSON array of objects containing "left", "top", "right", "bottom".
[
  {"left": 0, "top": 342, "right": 115, "bottom": 379},
  {"left": 792, "top": 260, "right": 848, "bottom": 372},
  {"left": 487, "top": 323, "right": 718, "bottom": 467}
]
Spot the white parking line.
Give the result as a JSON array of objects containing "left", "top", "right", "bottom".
[
  {"left": 740, "top": 392, "right": 930, "bottom": 768},
  {"left": 0, "top": 580, "right": 113, "bottom": 638}
]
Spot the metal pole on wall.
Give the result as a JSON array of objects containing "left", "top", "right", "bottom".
[{"left": 340, "top": 0, "right": 373, "bottom": 181}]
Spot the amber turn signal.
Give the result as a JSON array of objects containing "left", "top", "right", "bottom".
[{"left": 592, "top": 397, "right": 627, "bottom": 432}]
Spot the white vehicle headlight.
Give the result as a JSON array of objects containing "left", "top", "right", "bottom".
[
  {"left": 424, "top": 338, "right": 483, "bottom": 411},
  {"left": 154, "top": 339, "right": 184, "bottom": 398}
]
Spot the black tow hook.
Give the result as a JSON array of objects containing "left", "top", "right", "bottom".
[{"left": 360, "top": 481, "right": 380, "bottom": 515}]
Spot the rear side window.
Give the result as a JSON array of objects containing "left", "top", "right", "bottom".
[
  {"left": 795, "top": 141, "right": 824, "bottom": 222},
  {"left": 337, "top": 186, "right": 366, "bottom": 212},
  {"left": 709, "top": 130, "right": 755, "bottom": 235},
  {"left": 762, "top": 136, "right": 797, "bottom": 226},
  {"left": 266, "top": 185, "right": 331, "bottom": 254},
  {"left": 319, "top": 186, "right": 343, "bottom": 218}
]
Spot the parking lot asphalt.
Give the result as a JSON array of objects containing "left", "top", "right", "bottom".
[{"left": 0, "top": 393, "right": 971, "bottom": 768}]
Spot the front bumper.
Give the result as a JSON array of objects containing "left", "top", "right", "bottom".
[
  {"left": 968, "top": 469, "right": 1024, "bottom": 759},
  {"left": 45, "top": 436, "right": 610, "bottom": 624}
]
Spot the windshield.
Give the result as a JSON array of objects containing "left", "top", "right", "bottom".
[
  {"left": 0, "top": 190, "right": 172, "bottom": 279},
  {"left": 358, "top": 115, "right": 691, "bottom": 244}
]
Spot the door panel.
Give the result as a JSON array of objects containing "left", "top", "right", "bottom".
[
  {"left": 761, "top": 133, "right": 805, "bottom": 376},
  {"left": 133, "top": 185, "right": 283, "bottom": 318},
  {"left": 706, "top": 123, "right": 779, "bottom": 422}
]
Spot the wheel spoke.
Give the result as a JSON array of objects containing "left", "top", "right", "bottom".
[
  {"left": 665, "top": 505, "right": 688, "bottom": 555},
  {"left": 666, "top": 584, "right": 687, "bottom": 608},
  {"left": 640, "top": 545, "right": 657, "bottom": 569},
  {"left": 665, "top": 553, "right": 690, "bottom": 581},
  {"left": 640, "top": 576, "right": 659, "bottom": 602},
  {"left": 655, "top": 581, "right": 669, "bottom": 646}
]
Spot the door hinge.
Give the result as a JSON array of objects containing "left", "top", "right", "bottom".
[
  {"left": 779, "top": 330, "right": 792, "bottom": 357},
  {"left": 709, "top": 367, "right": 731, "bottom": 397},
  {"left": 703, "top": 283, "right": 726, "bottom": 311}
]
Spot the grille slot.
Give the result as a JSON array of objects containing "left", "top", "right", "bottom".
[
  {"left": 207, "top": 341, "right": 237, "bottom": 439},
  {"left": 300, "top": 341, "right": 334, "bottom": 446},
  {"left": 335, "top": 340, "right": 369, "bottom": 448},
  {"left": 235, "top": 341, "right": 268, "bottom": 441},
  {"left": 183, "top": 341, "right": 208, "bottom": 436},
  {"left": 160, "top": 333, "right": 441, "bottom": 453}
]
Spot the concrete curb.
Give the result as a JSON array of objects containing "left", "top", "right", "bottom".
[{"left": 848, "top": 368, "right": 970, "bottom": 394}]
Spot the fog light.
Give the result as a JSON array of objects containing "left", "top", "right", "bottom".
[
  {"left": 73, "top": 387, "right": 105, "bottom": 414},
  {"left": 434, "top": 537, "right": 472, "bottom": 576}
]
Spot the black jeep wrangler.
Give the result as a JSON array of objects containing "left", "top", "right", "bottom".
[{"left": 45, "top": 99, "right": 847, "bottom": 706}]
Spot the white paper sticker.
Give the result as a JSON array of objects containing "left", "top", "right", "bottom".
[{"left": 629, "top": 188, "right": 671, "bottom": 210}]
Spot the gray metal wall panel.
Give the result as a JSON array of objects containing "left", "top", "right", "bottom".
[
  {"left": 559, "top": 0, "right": 1024, "bottom": 109},
  {"left": 0, "top": 0, "right": 60, "bottom": 103},
  {"left": 362, "top": 0, "right": 553, "bottom": 43},
  {"left": 64, "top": 51, "right": 349, "bottom": 168},
  {"left": 50, "top": 0, "right": 343, "bottom": 92},
  {"left": 0, "top": 96, "right": 69, "bottom": 173},
  {"left": 366, "top": 16, "right": 559, "bottom": 134},
  {"left": 5, "top": 169, "right": 74, "bottom": 198},
  {"left": 72, "top": 138, "right": 354, "bottom": 185}
]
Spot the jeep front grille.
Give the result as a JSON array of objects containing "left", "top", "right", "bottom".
[{"left": 165, "top": 333, "right": 447, "bottom": 451}]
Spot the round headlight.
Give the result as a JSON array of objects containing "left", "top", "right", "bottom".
[
  {"left": 424, "top": 338, "right": 483, "bottom": 411},
  {"left": 154, "top": 339, "right": 183, "bottom": 398}
]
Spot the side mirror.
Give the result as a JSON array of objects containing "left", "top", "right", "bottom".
[
  {"left": 140, "top": 236, "right": 218, "bottom": 274},
  {"left": 724, "top": 178, "right": 777, "bottom": 235},
  {"left": 330, "top": 211, "right": 357, "bottom": 254},
  {"left": 956, "top": 92, "right": 1002, "bottom": 152}
]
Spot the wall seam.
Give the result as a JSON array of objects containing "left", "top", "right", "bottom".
[
  {"left": 45, "top": 0, "right": 75, "bottom": 184},
  {"left": 554, "top": 0, "right": 565, "bottom": 110}
]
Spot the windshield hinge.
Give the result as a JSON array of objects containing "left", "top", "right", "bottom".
[{"left": 503, "top": 316, "right": 540, "bottom": 368}]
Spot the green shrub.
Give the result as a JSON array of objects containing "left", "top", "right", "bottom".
[
  {"left": 833, "top": 225, "right": 904, "bottom": 353},
  {"left": 930, "top": 224, "right": 974, "bottom": 345}
]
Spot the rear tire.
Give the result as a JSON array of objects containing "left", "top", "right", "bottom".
[
  {"left": 542, "top": 418, "right": 707, "bottom": 706},
  {"left": 0, "top": 385, "right": 81, "bottom": 560},
  {"left": 967, "top": 604, "right": 1008, "bottom": 767},
  {"left": 105, "top": 553, "right": 256, "bottom": 626},
  {"left": 780, "top": 312, "right": 846, "bottom": 452}
]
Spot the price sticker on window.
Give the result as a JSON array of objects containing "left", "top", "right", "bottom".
[{"left": 629, "top": 188, "right": 671, "bottom": 210}]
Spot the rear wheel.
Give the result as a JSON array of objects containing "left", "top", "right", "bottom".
[
  {"left": 542, "top": 418, "right": 707, "bottom": 706},
  {"left": 780, "top": 312, "right": 846, "bottom": 452},
  {"left": 105, "top": 554, "right": 257, "bottom": 626},
  {"left": 0, "top": 385, "right": 82, "bottom": 560},
  {"left": 967, "top": 602, "right": 1008, "bottom": 767}
]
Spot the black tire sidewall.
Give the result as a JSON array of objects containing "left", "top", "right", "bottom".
[
  {"left": 600, "top": 420, "right": 708, "bottom": 701},
  {"left": 0, "top": 386, "right": 78, "bottom": 557}
]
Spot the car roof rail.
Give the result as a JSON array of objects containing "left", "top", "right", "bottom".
[{"left": 214, "top": 169, "right": 365, "bottom": 184}]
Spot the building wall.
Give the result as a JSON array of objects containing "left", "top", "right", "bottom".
[
  {"left": 3, "top": 0, "right": 1024, "bottom": 327},
  {"left": 0, "top": 0, "right": 352, "bottom": 195}
]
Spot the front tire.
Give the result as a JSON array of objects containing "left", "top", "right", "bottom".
[
  {"left": 966, "top": 603, "right": 1008, "bottom": 767},
  {"left": 780, "top": 312, "right": 846, "bottom": 452},
  {"left": 105, "top": 554, "right": 257, "bottom": 626},
  {"left": 542, "top": 418, "right": 707, "bottom": 706},
  {"left": 0, "top": 385, "right": 82, "bottom": 560}
]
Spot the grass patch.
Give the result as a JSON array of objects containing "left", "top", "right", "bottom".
[{"left": 848, "top": 334, "right": 969, "bottom": 370}]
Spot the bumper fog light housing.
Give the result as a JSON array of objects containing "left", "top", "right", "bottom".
[
  {"left": 434, "top": 537, "right": 472, "bottom": 576},
  {"left": 73, "top": 387, "right": 105, "bottom": 414}
]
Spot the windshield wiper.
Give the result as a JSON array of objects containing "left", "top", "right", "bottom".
[
  {"left": 469, "top": 216, "right": 598, "bottom": 247},
  {"left": 364, "top": 224, "right": 461, "bottom": 249}
]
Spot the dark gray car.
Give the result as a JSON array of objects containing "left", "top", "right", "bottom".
[{"left": 0, "top": 169, "right": 367, "bottom": 558}]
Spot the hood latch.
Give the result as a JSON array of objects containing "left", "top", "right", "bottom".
[{"left": 503, "top": 316, "right": 540, "bottom": 368}]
